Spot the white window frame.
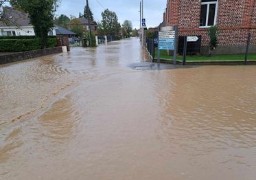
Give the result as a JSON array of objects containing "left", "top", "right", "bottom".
[{"left": 200, "top": 1, "right": 218, "bottom": 28}]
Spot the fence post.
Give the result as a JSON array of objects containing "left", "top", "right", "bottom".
[
  {"left": 150, "top": 39, "right": 154, "bottom": 62},
  {"left": 245, "top": 32, "right": 251, "bottom": 65},
  {"left": 183, "top": 36, "right": 187, "bottom": 65}
]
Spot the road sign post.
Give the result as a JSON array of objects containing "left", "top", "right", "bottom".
[
  {"left": 157, "top": 26, "right": 178, "bottom": 64},
  {"left": 141, "top": 18, "right": 146, "bottom": 47}
]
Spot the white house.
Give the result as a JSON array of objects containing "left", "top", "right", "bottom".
[{"left": 0, "top": 6, "right": 57, "bottom": 36}]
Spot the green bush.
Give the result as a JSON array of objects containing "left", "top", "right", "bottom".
[
  {"left": 208, "top": 26, "right": 218, "bottom": 56},
  {"left": 47, "top": 38, "right": 57, "bottom": 48},
  {"left": 0, "top": 37, "right": 57, "bottom": 52},
  {"left": 83, "top": 32, "right": 97, "bottom": 47},
  {"left": 0, "top": 36, "right": 56, "bottom": 39}
]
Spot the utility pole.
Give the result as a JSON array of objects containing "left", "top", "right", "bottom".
[
  {"left": 141, "top": 0, "right": 145, "bottom": 47},
  {"left": 140, "top": 1, "right": 141, "bottom": 29}
]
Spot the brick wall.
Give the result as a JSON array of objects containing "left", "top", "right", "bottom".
[{"left": 164, "top": 0, "right": 256, "bottom": 54}]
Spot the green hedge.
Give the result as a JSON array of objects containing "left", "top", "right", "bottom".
[
  {"left": 0, "top": 37, "right": 57, "bottom": 52},
  {"left": 0, "top": 36, "right": 57, "bottom": 39}
]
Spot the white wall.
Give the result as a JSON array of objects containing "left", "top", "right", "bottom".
[
  {"left": 0, "top": 26, "right": 57, "bottom": 36},
  {"left": 0, "top": 26, "right": 35, "bottom": 36}
]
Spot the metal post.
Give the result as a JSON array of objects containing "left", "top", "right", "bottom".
[
  {"left": 151, "top": 39, "right": 154, "bottom": 63},
  {"left": 183, "top": 36, "right": 187, "bottom": 65},
  {"left": 245, "top": 32, "right": 251, "bottom": 65},
  {"left": 140, "top": 2, "right": 141, "bottom": 29},
  {"left": 173, "top": 26, "right": 178, "bottom": 65},
  {"left": 142, "top": 0, "right": 144, "bottom": 19},
  {"left": 141, "top": 0, "right": 144, "bottom": 47},
  {"left": 157, "top": 29, "right": 160, "bottom": 64}
]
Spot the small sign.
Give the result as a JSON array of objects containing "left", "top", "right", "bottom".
[
  {"left": 159, "top": 31, "right": 175, "bottom": 39},
  {"left": 142, "top": 18, "right": 146, "bottom": 27},
  {"left": 187, "top": 36, "right": 199, "bottom": 42},
  {"left": 161, "top": 26, "right": 174, "bottom": 31},
  {"left": 158, "top": 38, "right": 175, "bottom": 50},
  {"left": 158, "top": 28, "right": 176, "bottom": 50}
]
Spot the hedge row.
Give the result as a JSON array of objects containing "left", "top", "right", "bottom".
[
  {"left": 0, "top": 38, "right": 57, "bottom": 52},
  {"left": 0, "top": 36, "right": 57, "bottom": 39}
]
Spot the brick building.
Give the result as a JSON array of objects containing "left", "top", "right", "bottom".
[{"left": 163, "top": 0, "right": 256, "bottom": 54}]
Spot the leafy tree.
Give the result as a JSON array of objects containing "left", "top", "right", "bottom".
[
  {"left": 146, "top": 30, "right": 155, "bottom": 39},
  {"left": 100, "top": 9, "right": 121, "bottom": 37},
  {"left": 122, "top": 20, "right": 132, "bottom": 38},
  {"left": 83, "top": 31, "right": 96, "bottom": 47},
  {"left": 96, "top": 22, "right": 104, "bottom": 36},
  {"left": 55, "top": 14, "right": 70, "bottom": 28},
  {"left": 10, "top": 0, "right": 58, "bottom": 49},
  {"left": 69, "top": 18, "right": 83, "bottom": 37},
  {"left": 132, "top": 29, "right": 139, "bottom": 37}
]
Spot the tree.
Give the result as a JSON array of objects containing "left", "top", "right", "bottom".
[
  {"left": 69, "top": 18, "right": 83, "bottom": 37},
  {"left": 84, "top": 0, "right": 93, "bottom": 21},
  {"left": 96, "top": 22, "right": 104, "bottom": 36},
  {"left": 122, "top": 20, "right": 132, "bottom": 38},
  {"left": 100, "top": 9, "right": 121, "bottom": 38},
  {"left": 55, "top": 14, "right": 70, "bottom": 28},
  {"left": 10, "top": 0, "right": 58, "bottom": 49},
  {"left": 132, "top": 29, "right": 139, "bottom": 37}
]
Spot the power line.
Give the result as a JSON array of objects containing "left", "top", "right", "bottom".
[{"left": 95, "top": 0, "right": 105, "bottom": 10}]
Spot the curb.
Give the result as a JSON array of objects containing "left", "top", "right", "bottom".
[{"left": 153, "top": 59, "right": 256, "bottom": 65}]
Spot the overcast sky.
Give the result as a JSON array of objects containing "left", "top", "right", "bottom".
[{"left": 56, "top": 0, "right": 166, "bottom": 29}]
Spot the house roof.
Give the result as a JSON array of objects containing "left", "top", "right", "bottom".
[
  {"left": 0, "top": 6, "right": 31, "bottom": 27},
  {"left": 55, "top": 26, "right": 76, "bottom": 35}
]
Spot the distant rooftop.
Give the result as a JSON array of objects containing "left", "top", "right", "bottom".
[
  {"left": 0, "top": 6, "right": 31, "bottom": 27},
  {"left": 55, "top": 26, "right": 76, "bottom": 35}
]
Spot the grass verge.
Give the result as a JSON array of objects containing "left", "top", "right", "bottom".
[{"left": 156, "top": 50, "right": 256, "bottom": 62}]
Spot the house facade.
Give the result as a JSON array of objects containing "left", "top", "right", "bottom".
[
  {"left": 68, "top": 17, "right": 97, "bottom": 35},
  {"left": 163, "top": 0, "right": 256, "bottom": 54},
  {"left": 0, "top": 6, "right": 58, "bottom": 36}
]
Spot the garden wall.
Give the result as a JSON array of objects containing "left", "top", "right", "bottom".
[{"left": 0, "top": 47, "right": 63, "bottom": 65}]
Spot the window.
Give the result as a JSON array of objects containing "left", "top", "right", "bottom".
[
  {"left": 3, "top": 31, "right": 16, "bottom": 36},
  {"left": 200, "top": 0, "right": 218, "bottom": 27}
]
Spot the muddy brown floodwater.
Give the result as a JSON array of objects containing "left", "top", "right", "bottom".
[{"left": 0, "top": 38, "right": 256, "bottom": 180}]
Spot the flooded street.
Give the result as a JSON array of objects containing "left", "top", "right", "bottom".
[{"left": 0, "top": 38, "right": 256, "bottom": 180}]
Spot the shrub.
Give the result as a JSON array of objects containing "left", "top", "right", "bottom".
[
  {"left": 0, "top": 37, "right": 57, "bottom": 52},
  {"left": 83, "top": 32, "right": 97, "bottom": 47},
  {"left": 208, "top": 26, "right": 218, "bottom": 56}
]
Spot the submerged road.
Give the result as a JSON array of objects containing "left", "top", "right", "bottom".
[{"left": 0, "top": 38, "right": 256, "bottom": 180}]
